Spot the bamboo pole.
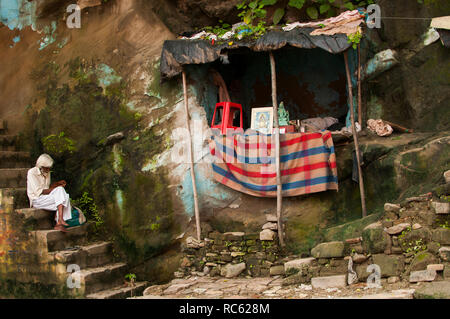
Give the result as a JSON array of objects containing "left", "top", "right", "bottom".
[
  {"left": 182, "top": 70, "right": 202, "bottom": 240},
  {"left": 358, "top": 43, "right": 362, "bottom": 126},
  {"left": 269, "top": 51, "right": 285, "bottom": 247},
  {"left": 344, "top": 51, "right": 367, "bottom": 218}
]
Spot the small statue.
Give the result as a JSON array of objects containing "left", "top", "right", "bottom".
[{"left": 278, "top": 101, "right": 290, "bottom": 126}]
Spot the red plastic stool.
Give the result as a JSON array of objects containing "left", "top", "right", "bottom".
[{"left": 211, "top": 102, "right": 243, "bottom": 134}]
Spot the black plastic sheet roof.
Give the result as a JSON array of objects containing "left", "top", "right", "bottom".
[{"left": 160, "top": 28, "right": 353, "bottom": 79}]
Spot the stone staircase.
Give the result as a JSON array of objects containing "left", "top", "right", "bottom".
[{"left": 0, "top": 120, "right": 147, "bottom": 298}]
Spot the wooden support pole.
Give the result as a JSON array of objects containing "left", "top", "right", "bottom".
[
  {"left": 269, "top": 51, "right": 285, "bottom": 247},
  {"left": 344, "top": 51, "right": 367, "bottom": 218},
  {"left": 182, "top": 70, "right": 202, "bottom": 241},
  {"left": 358, "top": 44, "right": 362, "bottom": 126}
]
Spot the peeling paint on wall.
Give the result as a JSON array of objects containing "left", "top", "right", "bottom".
[
  {"left": 0, "top": 0, "right": 37, "bottom": 31},
  {"left": 179, "top": 164, "right": 235, "bottom": 217}
]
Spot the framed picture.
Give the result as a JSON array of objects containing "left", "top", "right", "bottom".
[{"left": 251, "top": 107, "right": 273, "bottom": 134}]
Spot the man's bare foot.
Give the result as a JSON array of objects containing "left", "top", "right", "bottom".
[
  {"left": 54, "top": 224, "right": 68, "bottom": 232},
  {"left": 59, "top": 220, "right": 69, "bottom": 226}
]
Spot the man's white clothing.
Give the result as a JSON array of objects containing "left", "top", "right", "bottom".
[{"left": 27, "top": 166, "right": 72, "bottom": 222}]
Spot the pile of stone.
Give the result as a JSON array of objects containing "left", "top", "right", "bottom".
[
  {"left": 260, "top": 214, "right": 279, "bottom": 241},
  {"left": 280, "top": 192, "right": 449, "bottom": 289},
  {"left": 175, "top": 230, "right": 282, "bottom": 279},
  {"left": 356, "top": 196, "right": 449, "bottom": 284}
]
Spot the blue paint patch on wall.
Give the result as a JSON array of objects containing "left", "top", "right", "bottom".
[
  {"left": 0, "top": 0, "right": 37, "bottom": 30},
  {"left": 180, "top": 165, "right": 233, "bottom": 217},
  {"left": 96, "top": 64, "right": 122, "bottom": 87},
  {"left": 38, "top": 21, "right": 57, "bottom": 50}
]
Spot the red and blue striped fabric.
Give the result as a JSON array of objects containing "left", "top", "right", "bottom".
[{"left": 209, "top": 130, "right": 338, "bottom": 197}]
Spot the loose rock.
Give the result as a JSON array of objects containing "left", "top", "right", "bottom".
[
  {"left": 311, "top": 275, "right": 347, "bottom": 289},
  {"left": 262, "top": 222, "right": 278, "bottom": 230},
  {"left": 409, "top": 269, "right": 437, "bottom": 283},
  {"left": 284, "top": 257, "right": 315, "bottom": 272},
  {"left": 438, "top": 246, "right": 450, "bottom": 261},
  {"left": 260, "top": 229, "right": 276, "bottom": 241},
  {"left": 385, "top": 223, "right": 410, "bottom": 235},
  {"left": 221, "top": 263, "right": 246, "bottom": 278},
  {"left": 311, "top": 241, "right": 345, "bottom": 258},
  {"left": 432, "top": 201, "right": 449, "bottom": 215}
]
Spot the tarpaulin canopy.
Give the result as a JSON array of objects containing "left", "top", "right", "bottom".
[
  {"left": 160, "top": 28, "right": 353, "bottom": 79},
  {"left": 431, "top": 16, "right": 450, "bottom": 48}
]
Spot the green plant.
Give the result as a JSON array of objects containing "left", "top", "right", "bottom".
[
  {"left": 404, "top": 239, "right": 427, "bottom": 255},
  {"left": 42, "top": 132, "right": 77, "bottom": 156},
  {"left": 72, "top": 192, "right": 104, "bottom": 231},
  {"left": 225, "top": 241, "right": 232, "bottom": 247},
  {"left": 124, "top": 273, "right": 137, "bottom": 297},
  {"left": 440, "top": 221, "right": 449, "bottom": 230},
  {"left": 347, "top": 30, "right": 362, "bottom": 49}
]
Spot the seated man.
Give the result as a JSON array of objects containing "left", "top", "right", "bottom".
[{"left": 27, "top": 154, "right": 72, "bottom": 232}]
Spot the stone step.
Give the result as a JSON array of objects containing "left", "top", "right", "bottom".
[
  {"left": 0, "top": 188, "right": 29, "bottom": 209},
  {"left": 47, "top": 241, "right": 114, "bottom": 269},
  {"left": 15, "top": 208, "right": 54, "bottom": 230},
  {"left": 0, "top": 135, "right": 17, "bottom": 151},
  {"left": 0, "top": 151, "right": 31, "bottom": 168},
  {"left": 30, "top": 222, "right": 91, "bottom": 252},
  {"left": 73, "top": 262, "right": 129, "bottom": 296},
  {"left": 0, "top": 168, "right": 28, "bottom": 188},
  {"left": 86, "top": 281, "right": 148, "bottom": 299}
]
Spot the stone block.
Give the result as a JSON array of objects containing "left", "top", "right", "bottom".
[
  {"left": 410, "top": 251, "right": 438, "bottom": 271},
  {"left": 414, "top": 281, "right": 450, "bottom": 299},
  {"left": 432, "top": 201, "right": 449, "bottom": 215},
  {"left": 385, "top": 223, "right": 411, "bottom": 235},
  {"left": 362, "top": 223, "right": 388, "bottom": 254},
  {"left": 438, "top": 246, "right": 450, "bottom": 261},
  {"left": 266, "top": 214, "right": 277, "bottom": 222},
  {"left": 262, "top": 222, "right": 278, "bottom": 230},
  {"left": 311, "top": 275, "right": 347, "bottom": 289},
  {"left": 260, "top": 229, "right": 276, "bottom": 241},
  {"left": 372, "top": 254, "right": 405, "bottom": 277},
  {"left": 284, "top": 257, "right": 315, "bottom": 272},
  {"left": 223, "top": 232, "right": 245, "bottom": 241},
  {"left": 409, "top": 269, "right": 436, "bottom": 283},
  {"left": 432, "top": 228, "right": 450, "bottom": 245},
  {"left": 221, "top": 262, "right": 246, "bottom": 278},
  {"left": 427, "top": 264, "right": 444, "bottom": 272},
  {"left": 311, "top": 241, "right": 345, "bottom": 258},
  {"left": 270, "top": 265, "right": 285, "bottom": 276}
]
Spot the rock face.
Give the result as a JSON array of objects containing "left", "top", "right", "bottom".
[
  {"left": 311, "top": 242, "right": 345, "bottom": 258},
  {"left": 221, "top": 263, "right": 246, "bottom": 278}
]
